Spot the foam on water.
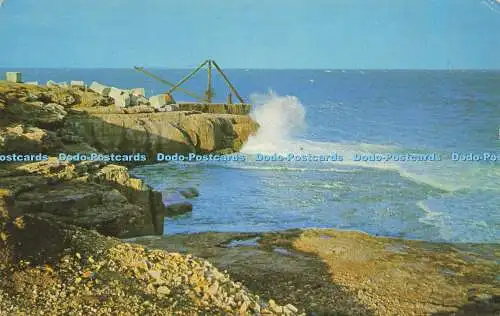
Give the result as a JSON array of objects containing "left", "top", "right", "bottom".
[
  {"left": 241, "top": 91, "right": 500, "bottom": 194},
  {"left": 237, "top": 92, "right": 500, "bottom": 242},
  {"left": 132, "top": 88, "right": 498, "bottom": 243}
]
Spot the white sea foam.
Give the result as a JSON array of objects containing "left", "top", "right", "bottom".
[
  {"left": 224, "top": 164, "right": 359, "bottom": 174},
  {"left": 241, "top": 91, "right": 500, "bottom": 193},
  {"left": 416, "top": 200, "right": 445, "bottom": 225},
  {"left": 415, "top": 200, "right": 455, "bottom": 241}
]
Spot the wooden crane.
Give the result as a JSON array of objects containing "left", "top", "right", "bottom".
[{"left": 134, "top": 59, "right": 245, "bottom": 104}]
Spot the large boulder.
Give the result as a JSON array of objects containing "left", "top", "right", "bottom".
[
  {"left": 0, "top": 159, "right": 168, "bottom": 237},
  {"left": 162, "top": 191, "right": 193, "bottom": 216},
  {"left": 165, "top": 201, "right": 193, "bottom": 216},
  {"left": 179, "top": 187, "right": 200, "bottom": 198},
  {"left": 12, "top": 182, "right": 155, "bottom": 238}
]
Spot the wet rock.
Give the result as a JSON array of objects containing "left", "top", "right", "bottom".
[
  {"left": 166, "top": 201, "right": 193, "bottom": 216},
  {"left": 163, "top": 192, "right": 193, "bottom": 216},
  {"left": 179, "top": 187, "right": 199, "bottom": 199}
]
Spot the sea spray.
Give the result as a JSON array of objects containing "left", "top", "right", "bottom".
[
  {"left": 242, "top": 91, "right": 307, "bottom": 152},
  {"left": 241, "top": 91, "right": 500, "bottom": 195}
]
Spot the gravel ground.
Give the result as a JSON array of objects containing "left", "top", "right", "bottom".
[{"left": 0, "top": 215, "right": 301, "bottom": 315}]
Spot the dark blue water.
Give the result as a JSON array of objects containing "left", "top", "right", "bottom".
[{"left": 4, "top": 69, "right": 499, "bottom": 243}]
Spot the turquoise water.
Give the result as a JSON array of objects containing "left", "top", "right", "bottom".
[
  {"left": 4, "top": 68, "right": 498, "bottom": 243},
  {"left": 130, "top": 70, "right": 500, "bottom": 243}
]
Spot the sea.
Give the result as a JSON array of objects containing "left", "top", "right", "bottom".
[{"left": 3, "top": 68, "right": 499, "bottom": 243}]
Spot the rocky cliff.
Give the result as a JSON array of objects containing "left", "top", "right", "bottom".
[
  {"left": 0, "top": 159, "right": 166, "bottom": 238},
  {"left": 0, "top": 81, "right": 258, "bottom": 236},
  {"left": 63, "top": 111, "right": 258, "bottom": 157},
  {"left": 0, "top": 81, "right": 259, "bottom": 158},
  {"left": 0, "top": 82, "right": 301, "bottom": 315}
]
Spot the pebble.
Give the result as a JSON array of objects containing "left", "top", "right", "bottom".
[
  {"left": 156, "top": 286, "right": 171, "bottom": 296},
  {"left": 269, "top": 299, "right": 283, "bottom": 313},
  {"left": 285, "top": 304, "right": 299, "bottom": 313},
  {"left": 148, "top": 270, "right": 161, "bottom": 281}
]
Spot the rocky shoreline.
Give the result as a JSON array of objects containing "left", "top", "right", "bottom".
[
  {"left": 0, "top": 81, "right": 259, "bottom": 237},
  {"left": 132, "top": 230, "right": 500, "bottom": 316},
  {"left": 0, "top": 81, "right": 300, "bottom": 315},
  {"left": 0, "top": 215, "right": 299, "bottom": 315},
  {"left": 1, "top": 81, "right": 498, "bottom": 315}
]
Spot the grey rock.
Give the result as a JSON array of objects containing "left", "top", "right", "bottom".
[
  {"left": 179, "top": 187, "right": 199, "bottom": 199},
  {"left": 166, "top": 201, "right": 193, "bottom": 216}
]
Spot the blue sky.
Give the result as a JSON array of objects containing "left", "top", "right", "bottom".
[{"left": 0, "top": 0, "right": 499, "bottom": 69}]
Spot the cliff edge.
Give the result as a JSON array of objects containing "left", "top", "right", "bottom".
[
  {"left": 0, "top": 82, "right": 303, "bottom": 315},
  {"left": 0, "top": 81, "right": 258, "bottom": 237},
  {"left": 0, "top": 81, "right": 259, "bottom": 158}
]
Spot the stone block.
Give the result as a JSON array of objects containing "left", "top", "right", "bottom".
[
  {"left": 132, "top": 95, "right": 149, "bottom": 106},
  {"left": 138, "top": 96, "right": 149, "bottom": 105},
  {"left": 89, "top": 81, "right": 111, "bottom": 96},
  {"left": 5, "top": 72, "right": 22, "bottom": 83},
  {"left": 109, "top": 87, "right": 132, "bottom": 107},
  {"left": 130, "top": 88, "right": 145, "bottom": 96},
  {"left": 114, "top": 94, "right": 131, "bottom": 108},
  {"left": 71, "top": 80, "right": 85, "bottom": 87},
  {"left": 25, "top": 81, "right": 39, "bottom": 86},
  {"left": 108, "top": 87, "right": 127, "bottom": 100},
  {"left": 158, "top": 103, "right": 179, "bottom": 112},
  {"left": 47, "top": 80, "right": 58, "bottom": 87},
  {"left": 58, "top": 82, "right": 69, "bottom": 88},
  {"left": 149, "top": 94, "right": 168, "bottom": 109}
]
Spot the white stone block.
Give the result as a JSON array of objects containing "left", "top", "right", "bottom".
[
  {"left": 114, "top": 94, "right": 131, "bottom": 108},
  {"left": 25, "top": 81, "right": 39, "bottom": 86},
  {"left": 71, "top": 80, "right": 85, "bottom": 87},
  {"left": 47, "top": 80, "right": 58, "bottom": 87},
  {"left": 108, "top": 87, "right": 127, "bottom": 100},
  {"left": 130, "top": 95, "right": 149, "bottom": 106},
  {"left": 149, "top": 94, "right": 168, "bottom": 108},
  {"left": 130, "top": 88, "right": 145, "bottom": 96},
  {"left": 136, "top": 96, "right": 149, "bottom": 105},
  {"left": 160, "top": 103, "right": 180, "bottom": 112},
  {"left": 58, "top": 82, "right": 69, "bottom": 88},
  {"left": 89, "top": 81, "right": 111, "bottom": 96},
  {"left": 5, "top": 72, "right": 22, "bottom": 83}
]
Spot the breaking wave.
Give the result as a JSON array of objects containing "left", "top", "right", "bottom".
[{"left": 241, "top": 91, "right": 500, "bottom": 194}]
